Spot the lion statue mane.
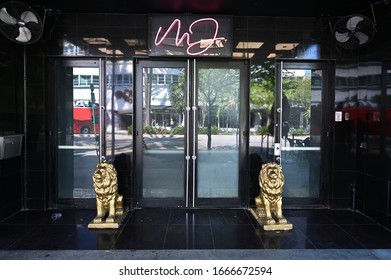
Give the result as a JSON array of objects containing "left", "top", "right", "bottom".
[
  {"left": 92, "top": 160, "right": 123, "bottom": 223},
  {"left": 255, "top": 162, "right": 287, "bottom": 225}
]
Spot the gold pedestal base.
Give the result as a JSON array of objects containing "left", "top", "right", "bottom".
[
  {"left": 88, "top": 208, "right": 128, "bottom": 229},
  {"left": 250, "top": 208, "right": 293, "bottom": 231}
]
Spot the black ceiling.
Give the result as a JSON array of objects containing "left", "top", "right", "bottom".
[{"left": 3, "top": 0, "right": 383, "bottom": 17}]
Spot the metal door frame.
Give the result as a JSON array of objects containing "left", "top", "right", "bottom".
[
  {"left": 48, "top": 57, "right": 105, "bottom": 208},
  {"left": 275, "top": 60, "right": 334, "bottom": 207}
]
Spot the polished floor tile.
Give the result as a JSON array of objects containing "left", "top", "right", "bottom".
[
  {"left": 164, "top": 224, "right": 214, "bottom": 249},
  {"left": 301, "top": 224, "right": 365, "bottom": 249},
  {"left": 320, "top": 210, "right": 376, "bottom": 225},
  {"left": 209, "top": 209, "right": 255, "bottom": 226},
  {"left": 1, "top": 208, "right": 391, "bottom": 250},
  {"left": 8, "top": 225, "right": 76, "bottom": 250},
  {"left": 340, "top": 224, "right": 391, "bottom": 249},
  {"left": 113, "top": 224, "right": 167, "bottom": 249},
  {"left": 0, "top": 224, "right": 35, "bottom": 249},
  {"left": 168, "top": 209, "right": 210, "bottom": 225},
  {"left": 211, "top": 224, "right": 264, "bottom": 249},
  {"left": 258, "top": 228, "right": 316, "bottom": 249},
  {"left": 126, "top": 208, "right": 171, "bottom": 225}
]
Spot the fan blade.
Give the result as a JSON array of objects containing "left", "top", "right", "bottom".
[
  {"left": 16, "top": 26, "right": 32, "bottom": 42},
  {"left": 0, "top": 7, "right": 17, "bottom": 25},
  {"left": 354, "top": 32, "right": 369, "bottom": 44},
  {"left": 335, "top": 32, "right": 350, "bottom": 43},
  {"left": 20, "top": 11, "right": 38, "bottom": 24},
  {"left": 346, "top": 16, "right": 364, "bottom": 31}
]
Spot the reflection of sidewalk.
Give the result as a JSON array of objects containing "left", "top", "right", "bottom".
[
  {"left": 73, "top": 188, "right": 95, "bottom": 198},
  {"left": 106, "top": 131, "right": 133, "bottom": 154},
  {"left": 142, "top": 134, "right": 241, "bottom": 150},
  {"left": 249, "top": 134, "right": 319, "bottom": 199},
  {"left": 143, "top": 149, "right": 238, "bottom": 198}
]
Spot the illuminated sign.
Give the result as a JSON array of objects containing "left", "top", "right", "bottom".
[{"left": 149, "top": 15, "right": 232, "bottom": 57}]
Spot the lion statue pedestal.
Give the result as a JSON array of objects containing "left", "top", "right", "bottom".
[
  {"left": 88, "top": 159, "right": 127, "bottom": 229},
  {"left": 250, "top": 162, "right": 293, "bottom": 231}
]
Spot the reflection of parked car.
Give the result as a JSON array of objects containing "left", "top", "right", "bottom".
[{"left": 73, "top": 105, "right": 100, "bottom": 134}]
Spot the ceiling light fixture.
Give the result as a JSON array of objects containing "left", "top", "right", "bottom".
[
  {"left": 82, "top": 37, "right": 111, "bottom": 45},
  {"left": 236, "top": 41, "right": 263, "bottom": 49},
  {"left": 232, "top": 52, "right": 255, "bottom": 58},
  {"left": 275, "top": 43, "right": 299, "bottom": 50}
]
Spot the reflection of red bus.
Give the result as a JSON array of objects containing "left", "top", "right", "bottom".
[{"left": 73, "top": 106, "right": 100, "bottom": 134}]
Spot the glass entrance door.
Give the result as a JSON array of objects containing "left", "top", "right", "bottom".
[
  {"left": 275, "top": 61, "right": 332, "bottom": 206},
  {"left": 52, "top": 59, "right": 104, "bottom": 206},
  {"left": 134, "top": 59, "right": 249, "bottom": 208}
]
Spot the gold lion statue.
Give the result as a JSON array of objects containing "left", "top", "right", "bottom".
[
  {"left": 92, "top": 159, "right": 123, "bottom": 224},
  {"left": 255, "top": 162, "right": 287, "bottom": 225}
]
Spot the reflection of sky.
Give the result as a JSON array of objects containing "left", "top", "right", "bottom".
[{"left": 297, "top": 44, "right": 320, "bottom": 59}]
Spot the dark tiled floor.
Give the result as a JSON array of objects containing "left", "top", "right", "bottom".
[{"left": 1, "top": 208, "right": 391, "bottom": 250}]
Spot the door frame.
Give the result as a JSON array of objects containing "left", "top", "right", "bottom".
[
  {"left": 133, "top": 57, "right": 250, "bottom": 208},
  {"left": 48, "top": 57, "right": 106, "bottom": 208},
  {"left": 275, "top": 59, "right": 334, "bottom": 207}
]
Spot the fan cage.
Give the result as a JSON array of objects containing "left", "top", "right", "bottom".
[{"left": 0, "top": 1, "right": 44, "bottom": 44}]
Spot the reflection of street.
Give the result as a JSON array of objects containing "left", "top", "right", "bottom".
[
  {"left": 143, "top": 135, "right": 184, "bottom": 150},
  {"left": 249, "top": 134, "right": 320, "bottom": 199},
  {"left": 143, "top": 134, "right": 239, "bottom": 150},
  {"left": 72, "top": 134, "right": 100, "bottom": 198},
  {"left": 71, "top": 131, "right": 320, "bottom": 200},
  {"left": 72, "top": 132, "right": 134, "bottom": 198},
  {"left": 105, "top": 131, "right": 133, "bottom": 155},
  {"left": 142, "top": 133, "right": 240, "bottom": 199}
]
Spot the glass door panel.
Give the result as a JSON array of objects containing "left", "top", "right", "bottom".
[
  {"left": 277, "top": 62, "right": 326, "bottom": 204},
  {"left": 137, "top": 62, "right": 187, "bottom": 206},
  {"left": 196, "top": 67, "right": 240, "bottom": 199},
  {"left": 55, "top": 60, "right": 102, "bottom": 202}
]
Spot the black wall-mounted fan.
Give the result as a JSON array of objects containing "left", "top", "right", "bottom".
[
  {"left": 0, "top": 1, "right": 43, "bottom": 44},
  {"left": 333, "top": 14, "right": 375, "bottom": 50}
]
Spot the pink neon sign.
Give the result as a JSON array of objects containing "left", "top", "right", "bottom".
[{"left": 153, "top": 17, "right": 228, "bottom": 56}]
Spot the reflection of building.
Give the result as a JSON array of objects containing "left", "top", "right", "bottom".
[
  {"left": 106, "top": 61, "right": 133, "bottom": 131},
  {"left": 335, "top": 63, "right": 386, "bottom": 137},
  {"left": 143, "top": 68, "right": 183, "bottom": 128},
  {"left": 73, "top": 67, "right": 100, "bottom": 104},
  {"left": 105, "top": 64, "right": 184, "bottom": 130}
]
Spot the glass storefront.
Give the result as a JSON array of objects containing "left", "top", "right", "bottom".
[{"left": 38, "top": 12, "right": 387, "bottom": 220}]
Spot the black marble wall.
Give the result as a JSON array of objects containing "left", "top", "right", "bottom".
[{"left": 0, "top": 39, "right": 23, "bottom": 221}]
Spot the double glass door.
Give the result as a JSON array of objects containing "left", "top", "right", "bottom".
[{"left": 134, "top": 59, "right": 249, "bottom": 208}]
